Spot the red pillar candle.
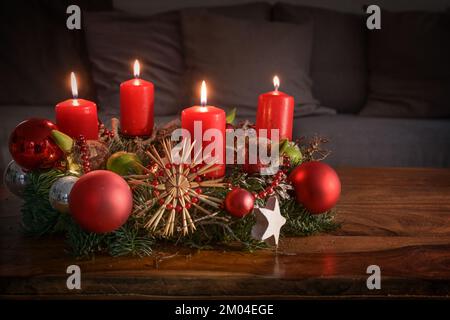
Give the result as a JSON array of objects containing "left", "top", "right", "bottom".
[
  {"left": 55, "top": 72, "right": 98, "bottom": 140},
  {"left": 256, "top": 76, "right": 294, "bottom": 141},
  {"left": 181, "top": 81, "right": 226, "bottom": 178},
  {"left": 120, "top": 60, "right": 154, "bottom": 136}
]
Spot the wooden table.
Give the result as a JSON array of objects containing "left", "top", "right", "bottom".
[{"left": 1, "top": 167, "right": 450, "bottom": 299}]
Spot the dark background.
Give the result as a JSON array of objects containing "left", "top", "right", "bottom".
[{"left": 114, "top": 0, "right": 449, "bottom": 13}]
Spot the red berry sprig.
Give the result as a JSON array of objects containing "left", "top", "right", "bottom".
[
  {"left": 255, "top": 170, "right": 286, "bottom": 200},
  {"left": 282, "top": 155, "right": 292, "bottom": 168},
  {"left": 98, "top": 121, "right": 114, "bottom": 141},
  {"left": 227, "top": 169, "right": 287, "bottom": 201},
  {"left": 76, "top": 135, "right": 91, "bottom": 173}
]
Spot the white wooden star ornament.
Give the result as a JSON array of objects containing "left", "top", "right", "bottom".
[{"left": 251, "top": 196, "right": 286, "bottom": 246}]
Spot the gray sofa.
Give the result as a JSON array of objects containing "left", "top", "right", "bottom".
[
  {"left": 2, "top": 107, "right": 449, "bottom": 171},
  {"left": 1, "top": 1, "right": 450, "bottom": 172}
]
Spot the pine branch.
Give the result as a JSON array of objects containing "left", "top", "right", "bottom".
[
  {"left": 64, "top": 215, "right": 106, "bottom": 258},
  {"left": 107, "top": 224, "right": 153, "bottom": 257},
  {"left": 21, "top": 169, "right": 65, "bottom": 236},
  {"left": 281, "top": 199, "right": 340, "bottom": 236}
]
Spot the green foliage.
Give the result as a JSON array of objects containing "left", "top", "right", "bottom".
[
  {"left": 107, "top": 225, "right": 153, "bottom": 257},
  {"left": 21, "top": 169, "right": 65, "bottom": 235},
  {"left": 280, "top": 140, "right": 303, "bottom": 166},
  {"left": 226, "top": 107, "right": 237, "bottom": 124},
  {"left": 180, "top": 213, "right": 267, "bottom": 252},
  {"left": 64, "top": 215, "right": 153, "bottom": 258},
  {"left": 64, "top": 215, "right": 106, "bottom": 258},
  {"left": 280, "top": 199, "right": 339, "bottom": 236}
]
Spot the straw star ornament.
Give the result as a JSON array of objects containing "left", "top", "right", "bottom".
[{"left": 128, "top": 138, "right": 227, "bottom": 237}]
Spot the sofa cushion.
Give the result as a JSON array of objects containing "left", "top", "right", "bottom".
[
  {"left": 181, "top": 12, "right": 329, "bottom": 117},
  {"left": 360, "top": 11, "right": 450, "bottom": 118},
  {"left": 0, "top": 0, "right": 112, "bottom": 106},
  {"left": 273, "top": 3, "right": 368, "bottom": 114},
  {"left": 84, "top": 10, "right": 183, "bottom": 116},
  {"left": 83, "top": 2, "right": 272, "bottom": 117},
  {"left": 294, "top": 115, "right": 450, "bottom": 167}
]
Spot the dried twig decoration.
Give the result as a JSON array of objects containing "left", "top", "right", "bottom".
[{"left": 298, "top": 135, "right": 331, "bottom": 161}]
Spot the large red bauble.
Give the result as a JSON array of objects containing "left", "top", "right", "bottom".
[
  {"left": 224, "top": 188, "right": 255, "bottom": 218},
  {"left": 69, "top": 170, "right": 133, "bottom": 233},
  {"left": 289, "top": 161, "right": 341, "bottom": 214},
  {"left": 9, "top": 118, "right": 63, "bottom": 170}
]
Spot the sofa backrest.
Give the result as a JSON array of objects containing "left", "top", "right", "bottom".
[{"left": 114, "top": 0, "right": 449, "bottom": 15}]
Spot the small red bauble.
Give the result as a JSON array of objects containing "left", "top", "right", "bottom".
[
  {"left": 9, "top": 118, "right": 63, "bottom": 170},
  {"left": 224, "top": 188, "right": 255, "bottom": 218},
  {"left": 69, "top": 170, "right": 133, "bottom": 233},
  {"left": 289, "top": 161, "right": 341, "bottom": 214}
]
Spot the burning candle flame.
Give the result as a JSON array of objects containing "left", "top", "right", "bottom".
[
  {"left": 134, "top": 59, "right": 140, "bottom": 78},
  {"left": 200, "top": 80, "right": 207, "bottom": 107},
  {"left": 273, "top": 75, "right": 280, "bottom": 92},
  {"left": 71, "top": 72, "right": 78, "bottom": 99}
]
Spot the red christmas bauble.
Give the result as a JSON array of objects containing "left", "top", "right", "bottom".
[
  {"left": 289, "top": 161, "right": 341, "bottom": 214},
  {"left": 69, "top": 170, "right": 133, "bottom": 233},
  {"left": 9, "top": 118, "right": 63, "bottom": 170},
  {"left": 224, "top": 188, "right": 255, "bottom": 218}
]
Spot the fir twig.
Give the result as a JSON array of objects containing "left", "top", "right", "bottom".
[
  {"left": 21, "top": 169, "right": 66, "bottom": 236},
  {"left": 281, "top": 199, "right": 340, "bottom": 236},
  {"left": 108, "top": 225, "right": 153, "bottom": 257},
  {"left": 64, "top": 215, "right": 106, "bottom": 258}
]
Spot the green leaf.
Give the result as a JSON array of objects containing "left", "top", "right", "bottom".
[
  {"left": 281, "top": 140, "right": 303, "bottom": 165},
  {"left": 226, "top": 107, "right": 237, "bottom": 124},
  {"left": 51, "top": 130, "right": 73, "bottom": 154},
  {"left": 279, "top": 139, "right": 289, "bottom": 154}
]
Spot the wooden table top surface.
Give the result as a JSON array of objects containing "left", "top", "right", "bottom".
[{"left": 1, "top": 167, "right": 450, "bottom": 299}]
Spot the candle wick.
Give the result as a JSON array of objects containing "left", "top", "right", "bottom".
[{"left": 274, "top": 85, "right": 279, "bottom": 92}]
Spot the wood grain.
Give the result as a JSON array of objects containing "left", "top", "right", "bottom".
[{"left": 1, "top": 167, "right": 450, "bottom": 299}]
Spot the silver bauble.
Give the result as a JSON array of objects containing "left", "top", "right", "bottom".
[
  {"left": 49, "top": 176, "right": 79, "bottom": 213},
  {"left": 3, "top": 160, "right": 29, "bottom": 197}
]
